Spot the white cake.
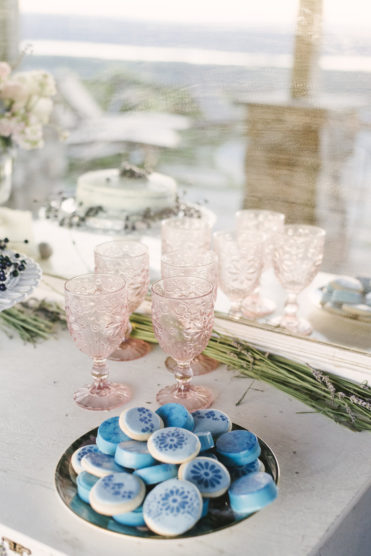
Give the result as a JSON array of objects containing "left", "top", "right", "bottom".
[{"left": 76, "top": 164, "right": 177, "bottom": 216}]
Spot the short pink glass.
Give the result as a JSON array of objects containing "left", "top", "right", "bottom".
[
  {"left": 236, "top": 210, "right": 285, "bottom": 319},
  {"left": 94, "top": 239, "right": 151, "bottom": 361},
  {"left": 214, "top": 230, "right": 263, "bottom": 318},
  {"left": 151, "top": 276, "right": 215, "bottom": 411},
  {"left": 161, "top": 249, "right": 219, "bottom": 375},
  {"left": 270, "top": 224, "right": 326, "bottom": 336},
  {"left": 64, "top": 273, "right": 131, "bottom": 411},
  {"left": 161, "top": 217, "right": 211, "bottom": 254}
]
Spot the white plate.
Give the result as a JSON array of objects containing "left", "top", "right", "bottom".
[
  {"left": 314, "top": 287, "right": 371, "bottom": 324},
  {"left": 0, "top": 252, "right": 42, "bottom": 312}
]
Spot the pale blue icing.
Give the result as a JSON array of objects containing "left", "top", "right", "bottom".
[
  {"left": 216, "top": 430, "right": 261, "bottom": 466},
  {"left": 81, "top": 451, "right": 124, "bottom": 477},
  {"left": 179, "top": 457, "right": 230, "bottom": 498},
  {"left": 329, "top": 276, "right": 363, "bottom": 292},
  {"left": 91, "top": 472, "right": 145, "bottom": 515},
  {"left": 227, "top": 459, "right": 260, "bottom": 481},
  {"left": 331, "top": 289, "right": 363, "bottom": 305},
  {"left": 114, "top": 440, "right": 156, "bottom": 469},
  {"left": 201, "top": 498, "right": 209, "bottom": 518},
  {"left": 143, "top": 478, "right": 202, "bottom": 536},
  {"left": 228, "top": 471, "right": 278, "bottom": 514},
  {"left": 97, "top": 416, "right": 130, "bottom": 455},
  {"left": 192, "top": 409, "right": 232, "bottom": 438},
  {"left": 147, "top": 427, "right": 200, "bottom": 464},
  {"left": 357, "top": 276, "right": 371, "bottom": 294},
  {"left": 76, "top": 471, "right": 99, "bottom": 503},
  {"left": 134, "top": 463, "right": 178, "bottom": 485},
  {"left": 71, "top": 444, "right": 100, "bottom": 474},
  {"left": 156, "top": 403, "right": 194, "bottom": 431},
  {"left": 120, "top": 406, "right": 163, "bottom": 439},
  {"left": 196, "top": 431, "right": 214, "bottom": 451},
  {"left": 112, "top": 505, "right": 146, "bottom": 527}
]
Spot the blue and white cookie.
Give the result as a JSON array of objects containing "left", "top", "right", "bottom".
[
  {"left": 178, "top": 457, "right": 231, "bottom": 498},
  {"left": 365, "top": 292, "right": 371, "bottom": 306},
  {"left": 71, "top": 444, "right": 100, "bottom": 474},
  {"left": 76, "top": 471, "right": 99, "bottom": 504},
  {"left": 147, "top": 427, "right": 201, "bottom": 464},
  {"left": 114, "top": 440, "right": 156, "bottom": 469},
  {"left": 331, "top": 289, "right": 363, "bottom": 305},
  {"left": 134, "top": 463, "right": 178, "bottom": 485},
  {"left": 228, "top": 471, "right": 278, "bottom": 514},
  {"left": 329, "top": 276, "right": 363, "bottom": 293},
  {"left": 112, "top": 505, "right": 146, "bottom": 527},
  {"left": 143, "top": 478, "right": 202, "bottom": 536},
  {"left": 216, "top": 430, "right": 261, "bottom": 466},
  {"left": 96, "top": 416, "right": 130, "bottom": 455},
  {"left": 156, "top": 403, "right": 194, "bottom": 431},
  {"left": 357, "top": 276, "right": 371, "bottom": 294},
  {"left": 192, "top": 409, "right": 232, "bottom": 438},
  {"left": 196, "top": 431, "right": 214, "bottom": 451},
  {"left": 227, "top": 459, "right": 262, "bottom": 481},
  {"left": 90, "top": 472, "right": 145, "bottom": 516},
  {"left": 119, "top": 406, "right": 163, "bottom": 441},
  {"left": 81, "top": 451, "right": 124, "bottom": 477}
]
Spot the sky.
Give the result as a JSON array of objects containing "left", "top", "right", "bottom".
[{"left": 19, "top": 0, "right": 371, "bottom": 31}]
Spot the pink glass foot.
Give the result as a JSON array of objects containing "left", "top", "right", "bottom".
[
  {"left": 241, "top": 295, "right": 276, "bottom": 319},
  {"left": 73, "top": 380, "right": 132, "bottom": 411},
  {"left": 165, "top": 354, "right": 220, "bottom": 376},
  {"left": 269, "top": 314, "right": 312, "bottom": 336},
  {"left": 156, "top": 383, "right": 215, "bottom": 411},
  {"left": 109, "top": 338, "right": 152, "bottom": 361}
]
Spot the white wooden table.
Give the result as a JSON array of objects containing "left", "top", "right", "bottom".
[{"left": 0, "top": 280, "right": 370, "bottom": 556}]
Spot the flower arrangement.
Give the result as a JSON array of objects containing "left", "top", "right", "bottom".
[{"left": 0, "top": 61, "right": 56, "bottom": 151}]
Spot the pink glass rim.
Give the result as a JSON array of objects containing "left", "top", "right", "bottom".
[
  {"left": 64, "top": 273, "right": 126, "bottom": 296},
  {"left": 280, "top": 224, "right": 326, "bottom": 238},
  {"left": 161, "top": 249, "right": 217, "bottom": 269},
  {"left": 161, "top": 216, "right": 210, "bottom": 231},
  {"left": 151, "top": 277, "right": 214, "bottom": 300},
  {"left": 94, "top": 239, "right": 148, "bottom": 259}
]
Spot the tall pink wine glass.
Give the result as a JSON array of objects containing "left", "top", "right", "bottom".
[
  {"left": 151, "top": 276, "right": 215, "bottom": 411},
  {"left": 161, "top": 216, "right": 211, "bottom": 254},
  {"left": 94, "top": 239, "right": 151, "bottom": 361},
  {"left": 270, "top": 224, "right": 326, "bottom": 336},
  {"left": 64, "top": 273, "right": 131, "bottom": 410},
  {"left": 161, "top": 249, "right": 219, "bottom": 375},
  {"left": 236, "top": 210, "right": 285, "bottom": 319}
]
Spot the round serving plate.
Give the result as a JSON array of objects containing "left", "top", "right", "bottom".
[
  {"left": 0, "top": 252, "right": 42, "bottom": 312},
  {"left": 313, "top": 287, "right": 371, "bottom": 324},
  {"left": 55, "top": 424, "right": 279, "bottom": 540}
]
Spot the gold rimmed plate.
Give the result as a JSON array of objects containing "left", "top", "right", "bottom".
[{"left": 55, "top": 424, "right": 279, "bottom": 539}]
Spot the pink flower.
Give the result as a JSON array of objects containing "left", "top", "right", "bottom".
[
  {"left": 0, "top": 61, "right": 11, "bottom": 82},
  {"left": 0, "top": 117, "right": 16, "bottom": 137},
  {"left": 0, "top": 80, "right": 29, "bottom": 104}
]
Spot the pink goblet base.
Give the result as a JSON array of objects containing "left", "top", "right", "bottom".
[
  {"left": 156, "top": 382, "right": 215, "bottom": 411},
  {"left": 165, "top": 354, "right": 220, "bottom": 375},
  {"left": 109, "top": 338, "right": 152, "bottom": 361},
  {"left": 269, "top": 314, "right": 312, "bottom": 336},
  {"left": 241, "top": 294, "right": 276, "bottom": 319},
  {"left": 73, "top": 380, "right": 132, "bottom": 411}
]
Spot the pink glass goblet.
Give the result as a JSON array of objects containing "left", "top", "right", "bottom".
[
  {"left": 161, "top": 249, "right": 219, "bottom": 375},
  {"left": 94, "top": 239, "right": 151, "bottom": 361},
  {"left": 161, "top": 217, "right": 211, "bottom": 255},
  {"left": 64, "top": 273, "right": 131, "bottom": 410},
  {"left": 270, "top": 224, "right": 326, "bottom": 336},
  {"left": 236, "top": 210, "right": 285, "bottom": 319},
  {"left": 151, "top": 276, "right": 215, "bottom": 411},
  {"left": 214, "top": 231, "right": 263, "bottom": 318}
]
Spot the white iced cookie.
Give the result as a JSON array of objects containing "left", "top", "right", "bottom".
[
  {"left": 90, "top": 472, "right": 145, "bottom": 516},
  {"left": 81, "top": 451, "right": 124, "bottom": 477},
  {"left": 71, "top": 444, "right": 100, "bottom": 475},
  {"left": 147, "top": 427, "right": 201, "bottom": 464},
  {"left": 119, "top": 406, "right": 163, "bottom": 441}
]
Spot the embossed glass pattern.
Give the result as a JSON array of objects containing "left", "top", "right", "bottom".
[
  {"left": 161, "top": 217, "right": 211, "bottom": 254},
  {"left": 94, "top": 239, "right": 151, "bottom": 361},
  {"left": 214, "top": 231, "right": 263, "bottom": 318},
  {"left": 65, "top": 273, "right": 131, "bottom": 410},
  {"left": 271, "top": 224, "right": 326, "bottom": 335},
  {"left": 151, "top": 276, "right": 215, "bottom": 410},
  {"left": 236, "top": 210, "right": 285, "bottom": 318}
]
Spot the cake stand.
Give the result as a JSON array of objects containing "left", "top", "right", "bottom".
[{"left": 0, "top": 252, "right": 42, "bottom": 313}]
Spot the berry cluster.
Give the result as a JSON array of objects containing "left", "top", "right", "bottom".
[{"left": 0, "top": 238, "right": 28, "bottom": 292}]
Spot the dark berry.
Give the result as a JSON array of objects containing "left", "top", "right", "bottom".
[
  {"left": 0, "top": 284, "right": 6, "bottom": 291},
  {"left": 24, "top": 239, "right": 29, "bottom": 244},
  {"left": 11, "top": 270, "right": 19, "bottom": 277},
  {"left": 18, "top": 264, "right": 25, "bottom": 271},
  {"left": 14, "top": 253, "right": 20, "bottom": 258},
  {"left": 3, "top": 238, "right": 9, "bottom": 243}
]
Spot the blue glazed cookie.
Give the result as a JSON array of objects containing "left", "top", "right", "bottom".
[
  {"left": 81, "top": 451, "right": 124, "bottom": 477},
  {"left": 228, "top": 471, "right": 278, "bottom": 514},
  {"left": 227, "top": 459, "right": 261, "bottom": 481},
  {"left": 114, "top": 440, "right": 156, "bottom": 469},
  {"left": 331, "top": 289, "right": 363, "bottom": 305},
  {"left": 196, "top": 431, "right": 214, "bottom": 451},
  {"left": 147, "top": 427, "right": 201, "bottom": 464},
  {"left": 178, "top": 457, "right": 231, "bottom": 498},
  {"left": 143, "top": 478, "right": 202, "bottom": 536},
  {"left": 119, "top": 406, "right": 164, "bottom": 441},
  {"left": 71, "top": 444, "right": 100, "bottom": 474},
  {"left": 156, "top": 403, "right": 194, "bottom": 431},
  {"left": 90, "top": 472, "right": 145, "bottom": 516},
  {"left": 329, "top": 276, "right": 363, "bottom": 293},
  {"left": 216, "top": 430, "right": 261, "bottom": 466},
  {"left": 192, "top": 409, "right": 232, "bottom": 438},
  {"left": 97, "top": 416, "right": 131, "bottom": 455},
  {"left": 76, "top": 471, "right": 99, "bottom": 504},
  {"left": 112, "top": 505, "right": 146, "bottom": 527},
  {"left": 134, "top": 463, "right": 178, "bottom": 485}
]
